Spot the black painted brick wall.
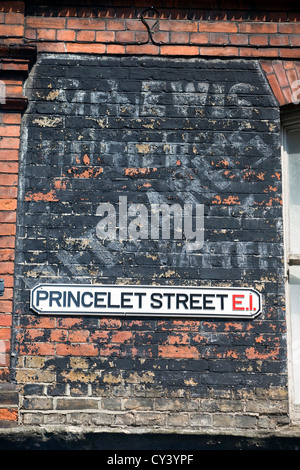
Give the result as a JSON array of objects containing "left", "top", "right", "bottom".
[{"left": 11, "top": 55, "right": 287, "bottom": 429}]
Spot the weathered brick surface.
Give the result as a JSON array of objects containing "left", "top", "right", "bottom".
[
  {"left": 10, "top": 54, "right": 288, "bottom": 432},
  {"left": 1, "top": 1, "right": 299, "bottom": 435}
]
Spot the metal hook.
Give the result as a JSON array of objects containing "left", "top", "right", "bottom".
[{"left": 140, "top": 7, "right": 160, "bottom": 45}]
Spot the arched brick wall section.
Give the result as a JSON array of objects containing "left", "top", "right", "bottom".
[{"left": 261, "top": 60, "right": 300, "bottom": 106}]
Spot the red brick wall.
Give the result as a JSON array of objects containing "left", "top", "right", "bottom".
[
  {"left": 0, "top": 0, "right": 299, "bottom": 430},
  {"left": 22, "top": 5, "right": 300, "bottom": 60}
]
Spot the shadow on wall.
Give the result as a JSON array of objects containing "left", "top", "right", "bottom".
[{"left": 0, "top": 432, "right": 300, "bottom": 450}]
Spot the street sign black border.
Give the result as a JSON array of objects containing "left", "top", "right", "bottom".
[{"left": 30, "top": 283, "right": 262, "bottom": 319}]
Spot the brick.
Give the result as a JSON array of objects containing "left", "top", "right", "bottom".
[
  {"left": 135, "top": 412, "right": 166, "bottom": 426},
  {"left": 199, "top": 21, "right": 238, "bottom": 33},
  {"left": 36, "top": 29, "right": 56, "bottom": 41},
  {"left": 0, "top": 315, "right": 12, "bottom": 327},
  {"left": 95, "top": 31, "right": 115, "bottom": 43},
  {"left": 170, "top": 32, "right": 190, "bottom": 44},
  {"left": 0, "top": 352, "right": 10, "bottom": 368},
  {"left": 68, "top": 330, "right": 90, "bottom": 342},
  {"left": 260, "top": 60, "right": 275, "bottom": 75},
  {"left": 235, "top": 414, "right": 257, "bottom": 429},
  {"left": 0, "top": 175, "right": 18, "bottom": 185},
  {"left": 0, "top": 162, "right": 18, "bottom": 173},
  {"left": 239, "top": 23, "right": 277, "bottom": 33},
  {"left": 106, "top": 19, "right": 126, "bottom": 31},
  {"left": 44, "top": 414, "right": 66, "bottom": 425},
  {"left": 0, "top": 328, "right": 11, "bottom": 340},
  {"left": 199, "top": 46, "right": 238, "bottom": 56},
  {"left": 212, "top": 413, "right": 235, "bottom": 428},
  {"left": 0, "top": 408, "right": 18, "bottom": 422},
  {"left": 190, "top": 32, "right": 209, "bottom": 44},
  {"left": 0, "top": 287, "right": 13, "bottom": 300},
  {"left": 278, "top": 23, "right": 300, "bottom": 34},
  {"left": 57, "top": 318, "right": 85, "bottom": 329},
  {"left": 5, "top": 85, "right": 23, "bottom": 96},
  {"left": 168, "top": 413, "right": 189, "bottom": 427},
  {"left": 282, "top": 87, "right": 293, "bottom": 104},
  {"left": 23, "top": 397, "right": 53, "bottom": 410},
  {"left": 0, "top": 249, "right": 14, "bottom": 261},
  {"left": 76, "top": 30, "right": 96, "bottom": 42},
  {"left": 36, "top": 42, "right": 66, "bottom": 53},
  {"left": 160, "top": 45, "right": 199, "bottom": 55},
  {"left": 249, "top": 34, "right": 269, "bottom": 46},
  {"left": 111, "top": 331, "right": 133, "bottom": 343},
  {"left": 21, "top": 413, "right": 43, "bottom": 425},
  {"left": 229, "top": 33, "right": 249, "bottom": 45},
  {"left": 100, "top": 318, "right": 121, "bottom": 329},
  {"left": 0, "top": 236, "right": 15, "bottom": 248},
  {"left": 139, "top": 31, "right": 157, "bottom": 44},
  {"left": 0, "top": 138, "right": 19, "bottom": 150},
  {"left": 286, "top": 67, "right": 299, "bottom": 87},
  {"left": 279, "top": 49, "right": 300, "bottom": 59},
  {"left": 126, "top": 19, "right": 145, "bottom": 31},
  {"left": 1, "top": 115, "right": 21, "bottom": 125},
  {"left": 4, "top": 12, "right": 24, "bottom": 24},
  {"left": 0, "top": 126, "right": 20, "bottom": 137},
  {"left": 106, "top": 44, "right": 125, "bottom": 54},
  {"left": 159, "top": 20, "right": 198, "bottom": 32},
  {"left": 0, "top": 199, "right": 17, "bottom": 211},
  {"left": 18, "top": 343, "right": 55, "bottom": 356},
  {"left": 26, "top": 17, "right": 65, "bottom": 29},
  {"left": 190, "top": 413, "right": 211, "bottom": 427},
  {"left": 2, "top": 275, "right": 14, "bottom": 287},
  {"left": 151, "top": 32, "right": 169, "bottom": 44},
  {"left": 66, "top": 43, "right": 106, "bottom": 54},
  {"left": 115, "top": 31, "right": 135, "bottom": 43},
  {"left": 99, "top": 345, "right": 120, "bottom": 356},
  {"left": 56, "top": 29, "right": 76, "bottom": 42},
  {"left": 0, "top": 301, "right": 12, "bottom": 313},
  {"left": 169, "top": 332, "right": 190, "bottom": 345},
  {"left": 0, "top": 223, "right": 15, "bottom": 235},
  {"left": 0, "top": 25, "right": 23, "bottom": 36},
  {"left": 57, "top": 398, "right": 100, "bottom": 411},
  {"left": 114, "top": 413, "right": 135, "bottom": 426},
  {"left": 17, "top": 328, "right": 44, "bottom": 341},
  {"left": 125, "top": 44, "right": 159, "bottom": 55},
  {"left": 208, "top": 33, "right": 229, "bottom": 45},
  {"left": 158, "top": 345, "right": 199, "bottom": 359},
  {"left": 20, "top": 29, "right": 34, "bottom": 40},
  {"left": 239, "top": 47, "right": 278, "bottom": 58},
  {"left": 49, "top": 329, "right": 68, "bottom": 342},
  {"left": 56, "top": 343, "right": 98, "bottom": 356},
  {"left": 270, "top": 35, "right": 290, "bottom": 46},
  {"left": 0, "top": 385, "right": 18, "bottom": 406},
  {"left": 290, "top": 35, "right": 300, "bottom": 47},
  {"left": 272, "top": 61, "right": 289, "bottom": 87},
  {"left": 158, "top": 320, "right": 199, "bottom": 331},
  {"left": 0, "top": 150, "right": 19, "bottom": 161},
  {"left": 67, "top": 18, "right": 105, "bottom": 30}
]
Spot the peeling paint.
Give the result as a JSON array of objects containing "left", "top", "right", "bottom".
[
  {"left": 32, "top": 116, "right": 62, "bottom": 127},
  {"left": 24, "top": 190, "right": 59, "bottom": 201}
]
